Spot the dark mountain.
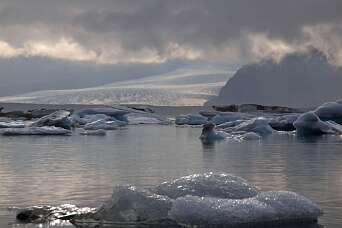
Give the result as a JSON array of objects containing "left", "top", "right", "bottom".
[{"left": 207, "top": 48, "right": 342, "bottom": 108}]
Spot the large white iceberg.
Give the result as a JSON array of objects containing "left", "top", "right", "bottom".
[
  {"left": 169, "top": 191, "right": 322, "bottom": 227},
  {"left": 175, "top": 114, "right": 208, "bottom": 125},
  {"left": 1, "top": 126, "right": 71, "bottom": 136},
  {"left": 153, "top": 172, "right": 259, "bottom": 199},
  {"left": 294, "top": 111, "right": 342, "bottom": 135}
]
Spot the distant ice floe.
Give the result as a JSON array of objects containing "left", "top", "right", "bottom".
[
  {"left": 0, "top": 119, "right": 26, "bottom": 128},
  {"left": 314, "top": 101, "right": 342, "bottom": 124},
  {"left": 30, "top": 110, "right": 72, "bottom": 130},
  {"left": 79, "top": 129, "right": 107, "bottom": 136},
  {"left": 56, "top": 172, "right": 322, "bottom": 227}
]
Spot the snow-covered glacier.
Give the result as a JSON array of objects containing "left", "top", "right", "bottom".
[{"left": 0, "top": 66, "right": 232, "bottom": 106}]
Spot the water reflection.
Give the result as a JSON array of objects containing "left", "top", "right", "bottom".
[{"left": 0, "top": 126, "right": 341, "bottom": 227}]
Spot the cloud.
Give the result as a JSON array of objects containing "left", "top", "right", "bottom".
[{"left": 0, "top": 1, "right": 342, "bottom": 64}]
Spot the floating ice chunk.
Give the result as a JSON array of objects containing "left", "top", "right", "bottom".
[
  {"left": 71, "top": 108, "right": 130, "bottom": 125},
  {"left": 0, "top": 120, "right": 26, "bottom": 128},
  {"left": 268, "top": 114, "right": 299, "bottom": 131},
  {"left": 175, "top": 114, "right": 208, "bottom": 125},
  {"left": 153, "top": 172, "right": 259, "bottom": 199},
  {"left": 227, "top": 117, "right": 274, "bottom": 136},
  {"left": 211, "top": 112, "right": 252, "bottom": 125},
  {"left": 200, "top": 123, "right": 229, "bottom": 141},
  {"left": 31, "top": 110, "right": 72, "bottom": 130},
  {"left": 169, "top": 191, "right": 322, "bottom": 227},
  {"left": 82, "top": 114, "right": 114, "bottom": 123},
  {"left": 242, "top": 132, "right": 261, "bottom": 140},
  {"left": 93, "top": 185, "right": 172, "bottom": 222},
  {"left": 314, "top": 101, "right": 342, "bottom": 124},
  {"left": 79, "top": 129, "right": 106, "bottom": 136},
  {"left": 294, "top": 111, "right": 342, "bottom": 135},
  {"left": 1, "top": 126, "right": 71, "bottom": 135},
  {"left": 83, "top": 119, "right": 126, "bottom": 130}
]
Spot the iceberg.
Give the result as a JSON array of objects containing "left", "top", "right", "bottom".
[
  {"left": 225, "top": 117, "right": 274, "bottom": 136},
  {"left": 18, "top": 173, "right": 322, "bottom": 227},
  {"left": 126, "top": 115, "right": 165, "bottom": 125},
  {"left": 71, "top": 108, "right": 130, "bottom": 125},
  {"left": 30, "top": 110, "right": 72, "bottom": 130},
  {"left": 153, "top": 172, "right": 259, "bottom": 199},
  {"left": 199, "top": 122, "right": 229, "bottom": 141},
  {"left": 1, "top": 126, "right": 71, "bottom": 136},
  {"left": 169, "top": 191, "right": 322, "bottom": 227},
  {"left": 268, "top": 114, "right": 299, "bottom": 131},
  {"left": 294, "top": 111, "right": 342, "bottom": 135},
  {"left": 314, "top": 101, "right": 342, "bottom": 124},
  {"left": 175, "top": 114, "right": 208, "bottom": 125}
]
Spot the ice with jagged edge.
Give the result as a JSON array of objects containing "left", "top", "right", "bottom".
[
  {"left": 224, "top": 117, "right": 274, "bottom": 136},
  {"left": 0, "top": 118, "right": 26, "bottom": 128}
]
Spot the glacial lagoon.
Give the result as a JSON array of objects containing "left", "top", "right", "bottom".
[{"left": 0, "top": 125, "right": 342, "bottom": 227}]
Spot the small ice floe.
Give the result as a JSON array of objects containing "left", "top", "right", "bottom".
[
  {"left": 314, "top": 101, "right": 342, "bottom": 124},
  {"left": 200, "top": 122, "right": 229, "bottom": 141},
  {"left": 67, "top": 172, "right": 321, "bottom": 228},
  {"left": 15, "top": 204, "right": 95, "bottom": 224},
  {"left": 79, "top": 129, "right": 106, "bottom": 136},
  {"left": 126, "top": 115, "right": 166, "bottom": 125},
  {"left": 30, "top": 110, "right": 72, "bottom": 130},
  {"left": 175, "top": 114, "right": 208, "bottom": 125},
  {"left": 294, "top": 111, "right": 342, "bottom": 136},
  {"left": 1, "top": 126, "right": 71, "bottom": 136},
  {"left": 268, "top": 114, "right": 299, "bottom": 131}
]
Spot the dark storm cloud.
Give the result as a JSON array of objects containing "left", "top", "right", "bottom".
[{"left": 0, "top": 0, "right": 342, "bottom": 63}]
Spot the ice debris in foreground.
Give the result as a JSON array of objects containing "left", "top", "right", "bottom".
[{"left": 66, "top": 172, "right": 322, "bottom": 227}]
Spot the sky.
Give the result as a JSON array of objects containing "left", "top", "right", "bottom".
[{"left": 1, "top": 1, "right": 342, "bottom": 98}]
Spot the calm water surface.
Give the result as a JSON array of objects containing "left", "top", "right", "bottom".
[{"left": 0, "top": 125, "right": 341, "bottom": 227}]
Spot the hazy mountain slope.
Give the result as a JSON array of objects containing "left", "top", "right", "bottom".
[{"left": 208, "top": 48, "right": 342, "bottom": 108}]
